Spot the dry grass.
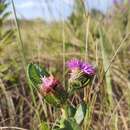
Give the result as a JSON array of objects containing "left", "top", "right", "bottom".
[{"left": 0, "top": 0, "right": 130, "bottom": 130}]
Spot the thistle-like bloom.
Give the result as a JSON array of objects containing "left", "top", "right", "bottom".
[
  {"left": 66, "top": 59, "right": 96, "bottom": 91},
  {"left": 66, "top": 59, "right": 96, "bottom": 76},
  {"left": 40, "top": 75, "right": 59, "bottom": 94}
]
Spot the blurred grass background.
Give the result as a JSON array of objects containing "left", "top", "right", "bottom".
[{"left": 0, "top": 0, "right": 130, "bottom": 130}]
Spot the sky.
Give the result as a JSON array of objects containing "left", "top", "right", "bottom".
[{"left": 9, "top": 0, "right": 115, "bottom": 21}]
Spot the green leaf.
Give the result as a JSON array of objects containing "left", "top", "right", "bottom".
[
  {"left": 0, "top": 64, "right": 9, "bottom": 72},
  {"left": 39, "top": 121, "right": 50, "bottom": 130},
  {"left": 44, "top": 86, "right": 68, "bottom": 107},
  {"left": 69, "top": 78, "right": 90, "bottom": 96},
  {"left": 44, "top": 94, "right": 61, "bottom": 107},
  {"left": 0, "top": 3, "right": 8, "bottom": 14},
  {"left": 54, "top": 118, "right": 81, "bottom": 130},
  {"left": 0, "top": 29, "right": 15, "bottom": 46},
  {"left": 74, "top": 102, "right": 87, "bottom": 125},
  {"left": 67, "top": 105, "right": 76, "bottom": 117},
  {"left": 27, "top": 63, "right": 49, "bottom": 89},
  {"left": 68, "top": 119, "right": 81, "bottom": 130},
  {"left": 1, "top": 12, "right": 11, "bottom": 21}
]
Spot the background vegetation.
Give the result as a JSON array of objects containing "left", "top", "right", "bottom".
[{"left": 0, "top": 0, "right": 130, "bottom": 129}]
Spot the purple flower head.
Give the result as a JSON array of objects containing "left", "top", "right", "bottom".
[
  {"left": 81, "top": 63, "right": 96, "bottom": 76},
  {"left": 66, "top": 59, "right": 96, "bottom": 76},
  {"left": 66, "top": 59, "right": 83, "bottom": 70}
]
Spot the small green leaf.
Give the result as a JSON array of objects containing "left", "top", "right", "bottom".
[
  {"left": 54, "top": 118, "right": 81, "bottom": 130},
  {"left": 0, "top": 64, "right": 9, "bottom": 72},
  {"left": 44, "top": 87, "right": 68, "bottom": 107},
  {"left": 39, "top": 121, "right": 50, "bottom": 130},
  {"left": 27, "top": 63, "right": 49, "bottom": 89},
  {"left": 67, "top": 105, "right": 76, "bottom": 117},
  {"left": 0, "top": 2, "right": 9, "bottom": 14},
  {"left": 69, "top": 78, "right": 91, "bottom": 95},
  {"left": 2, "top": 12, "right": 11, "bottom": 21},
  {"left": 68, "top": 118, "right": 81, "bottom": 130},
  {"left": 74, "top": 102, "right": 87, "bottom": 125},
  {"left": 1, "top": 29, "right": 15, "bottom": 46},
  {"left": 44, "top": 94, "right": 61, "bottom": 107}
]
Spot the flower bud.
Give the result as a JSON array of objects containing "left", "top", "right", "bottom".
[
  {"left": 40, "top": 75, "right": 59, "bottom": 95},
  {"left": 39, "top": 75, "right": 67, "bottom": 107}
]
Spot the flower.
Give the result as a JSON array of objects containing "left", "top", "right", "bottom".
[
  {"left": 39, "top": 75, "right": 68, "bottom": 107},
  {"left": 66, "top": 59, "right": 83, "bottom": 70},
  {"left": 40, "top": 75, "right": 59, "bottom": 94},
  {"left": 81, "top": 63, "right": 96, "bottom": 76},
  {"left": 66, "top": 59, "right": 95, "bottom": 76},
  {"left": 66, "top": 59, "right": 96, "bottom": 92}
]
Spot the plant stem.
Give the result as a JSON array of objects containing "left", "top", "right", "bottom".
[{"left": 61, "top": 103, "right": 69, "bottom": 119}]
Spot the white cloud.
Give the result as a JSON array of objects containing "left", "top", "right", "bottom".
[
  {"left": 15, "top": 0, "right": 46, "bottom": 9},
  {"left": 62, "top": 0, "right": 74, "bottom": 5},
  {"left": 16, "top": 1, "right": 35, "bottom": 8},
  {"left": 15, "top": 0, "right": 74, "bottom": 10}
]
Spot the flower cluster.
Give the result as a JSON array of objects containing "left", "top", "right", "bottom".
[
  {"left": 39, "top": 58, "right": 95, "bottom": 97},
  {"left": 28, "top": 58, "right": 96, "bottom": 128}
]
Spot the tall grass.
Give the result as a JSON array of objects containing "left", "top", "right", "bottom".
[{"left": 11, "top": 0, "right": 42, "bottom": 126}]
